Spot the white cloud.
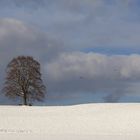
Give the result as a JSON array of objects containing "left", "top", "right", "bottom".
[
  {"left": 47, "top": 52, "right": 140, "bottom": 81},
  {"left": 46, "top": 52, "right": 140, "bottom": 102}
]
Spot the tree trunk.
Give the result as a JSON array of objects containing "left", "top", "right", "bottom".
[{"left": 23, "top": 92, "right": 27, "bottom": 105}]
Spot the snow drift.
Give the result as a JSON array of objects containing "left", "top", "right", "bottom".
[{"left": 0, "top": 103, "right": 140, "bottom": 140}]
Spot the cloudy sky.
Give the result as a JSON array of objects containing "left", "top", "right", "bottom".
[{"left": 0, "top": 0, "right": 140, "bottom": 105}]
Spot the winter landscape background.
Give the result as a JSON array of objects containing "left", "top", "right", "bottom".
[{"left": 0, "top": 1, "right": 140, "bottom": 139}]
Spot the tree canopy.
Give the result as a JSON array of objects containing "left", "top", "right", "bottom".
[{"left": 3, "top": 56, "right": 46, "bottom": 105}]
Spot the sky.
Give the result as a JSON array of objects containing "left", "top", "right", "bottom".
[{"left": 0, "top": 0, "right": 140, "bottom": 105}]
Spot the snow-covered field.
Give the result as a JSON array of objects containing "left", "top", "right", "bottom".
[{"left": 0, "top": 103, "right": 140, "bottom": 140}]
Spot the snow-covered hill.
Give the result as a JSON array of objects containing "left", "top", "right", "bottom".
[{"left": 0, "top": 103, "right": 140, "bottom": 140}]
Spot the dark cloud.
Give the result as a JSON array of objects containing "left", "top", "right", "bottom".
[
  {"left": 0, "top": 0, "right": 140, "bottom": 50},
  {"left": 0, "top": 18, "right": 64, "bottom": 60},
  {"left": 0, "top": 0, "right": 46, "bottom": 8}
]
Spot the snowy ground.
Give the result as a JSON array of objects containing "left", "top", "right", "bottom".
[{"left": 0, "top": 103, "right": 140, "bottom": 140}]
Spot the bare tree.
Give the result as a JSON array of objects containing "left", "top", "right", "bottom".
[{"left": 3, "top": 56, "right": 46, "bottom": 105}]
